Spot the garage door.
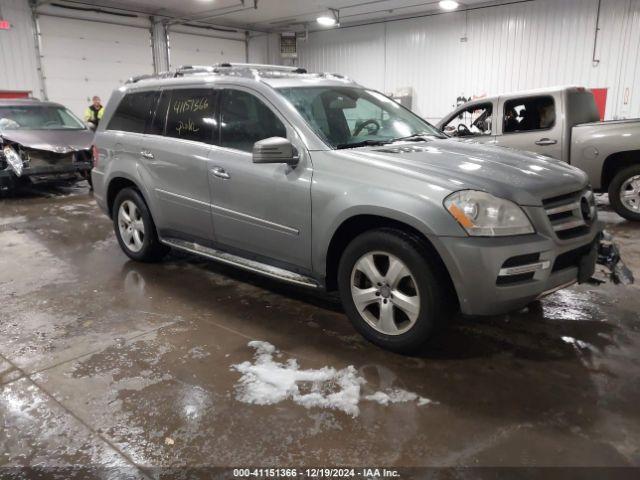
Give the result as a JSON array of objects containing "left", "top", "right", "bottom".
[
  {"left": 169, "top": 31, "right": 245, "bottom": 69},
  {"left": 38, "top": 16, "right": 153, "bottom": 118}
]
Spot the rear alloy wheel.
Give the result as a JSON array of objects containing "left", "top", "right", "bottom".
[
  {"left": 609, "top": 165, "right": 640, "bottom": 222},
  {"left": 113, "top": 188, "right": 169, "bottom": 262},
  {"left": 118, "top": 200, "right": 145, "bottom": 253},
  {"left": 338, "top": 228, "right": 451, "bottom": 353}
]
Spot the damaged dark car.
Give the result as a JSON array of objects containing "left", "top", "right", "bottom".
[{"left": 0, "top": 99, "right": 94, "bottom": 193}]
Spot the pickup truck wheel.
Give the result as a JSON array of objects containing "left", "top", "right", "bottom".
[
  {"left": 609, "top": 165, "right": 640, "bottom": 221},
  {"left": 337, "top": 229, "right": 450, "bottom": 354},
  {"left": 113, "top": 188, "right": 169, "bottom": 262}
]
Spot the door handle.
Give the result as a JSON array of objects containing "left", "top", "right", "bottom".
[
  {"left": 211, "top": 166, "right": 230, "bottom": 179},
  {"left": 140, "top": 150, "right": 154, "bottom": 159},
  {"left": 535, "top": 138, "right": 557, "bottom": 146}
]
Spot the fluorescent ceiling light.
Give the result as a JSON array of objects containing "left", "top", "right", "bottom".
[
  {"left": 439, "top": 0, "right": 460, "bottom": 10},
  {"left": 316, "top": 16, "right": 336, "bottom": 26},
  {"left": 317, "top": 9, "right": 339, "bottom": 26}
]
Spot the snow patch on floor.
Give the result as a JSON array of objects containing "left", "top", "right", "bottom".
[
  {"left": 232, "top": 341, "right": 435, "bottom": 417},
  {"left": 561, "top": 336, "right": 592, "bottom": 350},
  {"left": 364, "top": 388, "right": 434, "bottom": 406}
]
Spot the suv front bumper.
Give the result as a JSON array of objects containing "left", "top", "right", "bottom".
[{"left": 435, "top": 221, "right": 601, "bottom": 316}]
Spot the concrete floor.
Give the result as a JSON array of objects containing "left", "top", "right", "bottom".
[{"left": 1, "top": 183, "right": 639, "bottom": 477}]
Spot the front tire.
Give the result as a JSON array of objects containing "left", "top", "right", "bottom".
[
  {"left": 113, "top": 188, "right": 169, "bottom": 262},
  {"left": 608, "top": 165, "right": 640, "bottom": 221},
  {"left": 337, "top": 228, "right": 452, "bottom": 353}
]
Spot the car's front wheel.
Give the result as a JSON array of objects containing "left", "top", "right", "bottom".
[
  {"left": 609, "top": 165, "right": 640, "bottom": 221},
  {"left": 113, "top": 187, "right": 169, "bottom": 262},
  {"left": 337, "top": 228, "right": 451, "bottom": 353}
]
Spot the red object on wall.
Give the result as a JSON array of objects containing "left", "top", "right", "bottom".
[
  {"left": 0, "top": 91, "right": 30, "bottom": 99},
  {"left": 0, "top": 20, "right": 10, "bottom": 30},
  {"left": 590, "top": 88, "right": 608, "bottom": 121}
]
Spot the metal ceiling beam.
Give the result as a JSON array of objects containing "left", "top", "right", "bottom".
[
  {"left": 166, "top": 0, "right": 260, "bottom": 27},
  {"left": 241, "top": 0, "right": 441, "bottom": 30}
]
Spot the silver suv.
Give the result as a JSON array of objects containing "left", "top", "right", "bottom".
[{"left": 92, "top": 63, "right": 601, "bottom": 353}]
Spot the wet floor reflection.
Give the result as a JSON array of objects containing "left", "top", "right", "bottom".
[{"left": 0, "top": 187, "right": 638, "bottom": 468}]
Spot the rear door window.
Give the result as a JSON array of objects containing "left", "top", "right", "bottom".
[
  {"left": 163, "top": 89, "right": 218, "bottom": 144},
  {"left": 219, "top": 89, "right": 287, "bottom": 152},
  {"left": 503, "top": 96, "right": 555, "bottom": 133},
  {"left": 107, "top": 91, "right": 157, "bottom": 133}
]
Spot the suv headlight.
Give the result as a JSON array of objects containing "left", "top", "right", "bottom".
[{"left": 444, "top": 190, "right": 534, "bottom": 236}]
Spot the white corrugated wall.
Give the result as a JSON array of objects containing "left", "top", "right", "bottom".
[
  {"left": 168, "top": 30, "right": 246, "bottom": 68},
  {"left": 298, "top": 0, "right": 640, "bottom": 121},
  {"left": 0, "top": 0, "right": 42, "bottom": 97}
]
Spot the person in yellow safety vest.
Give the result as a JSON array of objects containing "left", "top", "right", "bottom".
[{"left": 84, "top": 96, "right": 104, "bottom": 130}]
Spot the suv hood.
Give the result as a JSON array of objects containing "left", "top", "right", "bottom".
[
  {"left": 0, "top": 129, "right": 94, "bottom": 153},
  {"left": 345, "top": 139, "right": 588, "bottom": 206}
]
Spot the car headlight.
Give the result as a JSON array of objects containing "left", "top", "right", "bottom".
[
  {"left": 3, "top": 146, "right": 23, "bottom": 177},
  {"left": 444, "top": 190, "right": 534, "bottom": 236}
]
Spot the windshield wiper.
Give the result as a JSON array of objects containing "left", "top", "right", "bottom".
[
  {"left": 390, "top": 132, "right": 440, "bottom": 143},
  {"left": 335, "top": 139, "right": 391, "bottom": 150}
]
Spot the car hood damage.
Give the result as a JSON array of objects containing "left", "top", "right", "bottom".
[
  {"left": 1, "top": 129, "right": 94, "bottom": 178},
  {"left": 0, "top": 129, "right": 94, "bottom": 154}
]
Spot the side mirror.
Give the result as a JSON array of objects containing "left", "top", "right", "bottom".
[{"left": 252, "top": 137, "right": 299, "bottom": 166}]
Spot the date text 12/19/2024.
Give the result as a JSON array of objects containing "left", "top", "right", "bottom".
[{"left": 233, "top": 468, "right": 401, "bottom": 478}]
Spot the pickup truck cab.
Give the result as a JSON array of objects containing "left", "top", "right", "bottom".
[{"left": 437, "top": 87, "right": 640, "bottom": 221}]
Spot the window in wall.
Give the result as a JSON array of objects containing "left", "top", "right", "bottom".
[
  {"left": 443, "top": 104, "right": 493, "bottom": 137},
  {"left": 165, "top": 89, "right": 218, "bottom": 143},
  {"left": 107, "top": 91, "right": 157, "bottom": 133},
  {"left": 503, "top": 96, "right": 555, "bottom": 133},
  {"left": 219, "top": 89, "right": 287, "bottom": 152}
]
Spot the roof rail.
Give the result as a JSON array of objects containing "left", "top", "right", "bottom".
[
  {"left": 213, "top": 62, "right": 307, "bottom": 74},
  {"left": 125, "top": 63, "right": 309, "bottom": 84}
]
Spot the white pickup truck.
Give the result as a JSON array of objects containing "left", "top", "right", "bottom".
[{"left": 436, "top": 86, "right": 640, "bottom": 221}]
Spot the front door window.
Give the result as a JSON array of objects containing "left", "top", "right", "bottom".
[{"left": 443, "top": 104, "right": 493, "bottom": 137}]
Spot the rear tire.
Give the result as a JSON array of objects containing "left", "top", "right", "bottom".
[
  {"left": 608, "top": 165, "right": 640, "bottom": 221},
  {"left": 337, "top": 228, "right": 452, "bottom": 354},
  {"left": 113, "top": 187, "right": 169, "bottom": 262}
]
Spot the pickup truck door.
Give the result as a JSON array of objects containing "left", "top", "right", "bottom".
[
  {"left": 206, "top": 87, "right": 312, "bottom": 271},
  {"left": 493, "top": 94, "right": 564, "bottom": 160},
  {"left": 438, "top": 101, "right": 497, "bottom": 145}
]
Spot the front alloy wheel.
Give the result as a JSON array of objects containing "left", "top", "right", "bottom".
[
  {"left": 350, "top": 252, "right": 420, "bottom": 335},
  {"left": 338, "top": 228, "right": 451, "bottom": 353}
]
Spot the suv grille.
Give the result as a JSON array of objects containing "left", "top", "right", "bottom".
[{"left": 543, "top": 189, "right": 595, "bottom": 240}]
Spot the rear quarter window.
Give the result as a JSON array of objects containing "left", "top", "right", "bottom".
[{"left": 107, "top": 91, "right": 157, "bottom": 133}]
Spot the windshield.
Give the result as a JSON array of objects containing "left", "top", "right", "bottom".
[
  {"left": 278, "top": 86, "right": 444, "bottom": 149},
  {"left": 0, "top": 105, "right": 86, "bottom": 132}
]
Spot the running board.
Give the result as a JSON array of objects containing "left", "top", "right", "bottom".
[{"left": 161, "top": 237, "right": 320, "bottom": 288}]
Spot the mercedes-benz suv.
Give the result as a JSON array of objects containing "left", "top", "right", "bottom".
[{"left": 92, "top": 63, "right": 601, "bottom": 353}]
